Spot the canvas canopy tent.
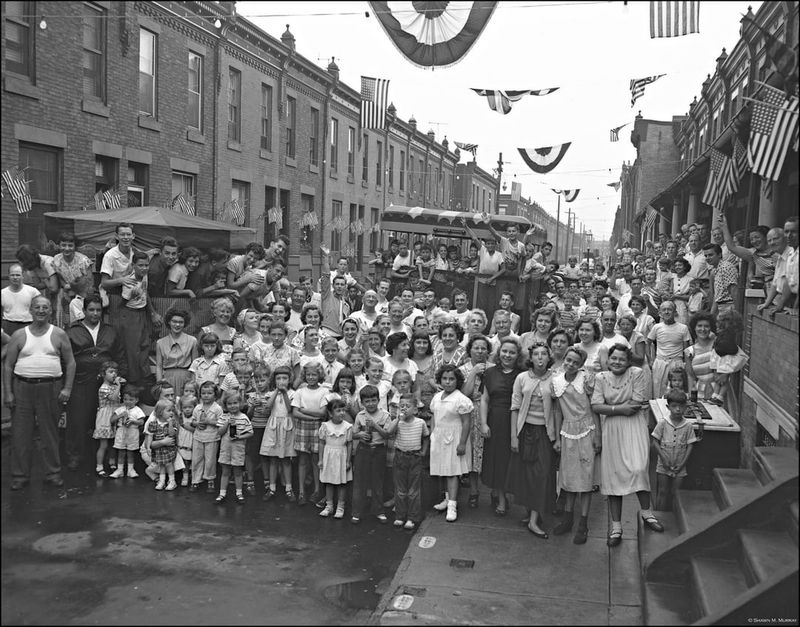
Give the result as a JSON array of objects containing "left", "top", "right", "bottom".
[{"left": 44, "top": 207, "right": 257, "bottom": 252}]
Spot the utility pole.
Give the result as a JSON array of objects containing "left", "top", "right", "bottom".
[
  {"left": 495, "top": 152, "right": 503, "bottom": 214},
  {"left": 554, "top": 194, "right": 561, "bottom": 262},
  {"left": 565, "top": 208, "right": 572, "bottom": 261}
]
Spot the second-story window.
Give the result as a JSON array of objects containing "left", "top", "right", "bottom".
[
  {"left": 347, "top": 127, "right": 355, "bottom": 176},
  {"left": 286, "top": 96, "right": 296, "bottom": 158},
  {"left": 188, "top": 52, "right": 202, "bottom": 130},
  {"left": 139, "top": 29, "right": 157, "bottom": 116},
  {"left": 228, "top": 68, "right": 241, "bottom": 142},
  {"left": 389, "top": 146, "right": 395, "bottom": 189},
  {"left": 310, "top": 107, "right": 319, "bottom": 166},
  {"left": 329, "top": 117, "right": 338, "bottom": 172},
  {"left": 376, "top": 141, "right": 383, "bottom": 187},
  {"left": 362, "top": 134, "right": 369, "bottom": 183},
  {"left": 261, "top": 84, "right": 272, "bottom": 151},
  {"left": 4, "top": 1, "right": 34, "bottom": 80},
  {"left": 82, "top": 3, "right": 106, "bottom": 100},
  {"left": 400, "top": 150, "right": 405, "bottom": 191}
]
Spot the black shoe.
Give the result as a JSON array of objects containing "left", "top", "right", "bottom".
[
  {"left": 552, "top": 512, "right": 574, "bottom": 536},
  {"left": 573, "top": 525, "right": 588, "bottom": 545},
  {"left": 641, "top": 514, "right": 664, "bottom": 533},
  {"left": 607, "top": 530, "right": 623, "bottom": 547},
  {"left": 44, "top": 476, "right": 64, "bottom": 488},
  {"left": 10, "top": 479, "right": 29, "bottom": 491}
]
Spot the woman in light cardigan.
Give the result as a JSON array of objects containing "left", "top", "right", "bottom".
[{"left": 507, "top": 342, "right": 558, "bottom": 539}]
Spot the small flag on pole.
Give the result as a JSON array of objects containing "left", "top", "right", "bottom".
[
  {"left": 1, "top": 166, "right": 32, "bottom": 214},
  {"left": 361, "top": 76, "right": 390, "bottom": 130},
  {"left": 94, "top": 190, "right": 107, "bottom": 211},
  {"left": 610, "top": 123, "right": 628, "bottom": 142},
  {"left": 551, "top": 189, "right": 580, "bottom": 203},
  {"left": 630, "top": 75, "right": 665, "bottom": 107},
  {"left": 172, "top": 193, "right": 195, "bottom": 215},
  {"left": 454, "top": 141, "right": 478, "bottom": 157},
  {"left": 103, "top": 188, "right": 121, "bottom": 209},
  {"left": 643, "top": 205, "right": 658, "bottom": 231},
  {"left": 747, "top": 83, "right": 799, "bottom": 183},
  {"left": 650, "top": 1, "right": 699, "bottom": 39},
  {"left": 701, "top": 148, "right": 732, "bottom": 209}
]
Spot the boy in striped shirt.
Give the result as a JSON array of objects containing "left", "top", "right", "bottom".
[{"left": 389, "top": 393, "right": 429, "bottom": 531}]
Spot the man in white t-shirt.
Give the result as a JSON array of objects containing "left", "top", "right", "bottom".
[
  {"left": 1, "top": 264, "right": 41, "bottom": 336},
  {"left": 488, "top": 223, "right": 526, "bottom": 277},
  {"left": 376, "top": 278, "right": 391, "bottom": 314},
  {"left": 647, "top": 300, "right": 692, "bottom": 397},
  {"left": 351, "top": 290, "right": 380, "bottom": 335},
  {"left": 449, "top": 290, "right": 471, "bottom": 329},
  {"left": 684, "top": 234, "right": 709, "bottom": 281},
  {"left": 286, "top": 285, "right": 307, "bottom": 334},
  {"left": 390, "top": 241, "right": 414, "bottom": 280}
]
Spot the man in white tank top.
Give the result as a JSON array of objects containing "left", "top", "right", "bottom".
[{"left": 3, "top": 295, "right": 75, "bottom": 490}]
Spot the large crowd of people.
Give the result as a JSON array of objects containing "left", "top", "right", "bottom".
[{"left": 1, "top": 213, "right": 797, "bottom": 545}]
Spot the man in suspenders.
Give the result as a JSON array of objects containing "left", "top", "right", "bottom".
[{"left": 4, "top": 296, "right": 75, "bottom": 490}]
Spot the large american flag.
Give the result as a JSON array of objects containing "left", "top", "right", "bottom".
[
  {"left": 1, "top": 166, "right": 32, "bottom": 214},
  {"left": 701, "top": 148, "right": 732, "bottom": 210},
  {"left": 630, "top": 75, "right": 665, "bottom": 107},
  {"left": 610, "top": 124, "right": 628, "bottom": 142},
  {"left": 643, "top": 205, "right": 658, "bottom": 231},
  {"left": 455, "top": 141, "right": 478, "bottom": 157},
  {"left": 650, "top": 1, "right": 699, "bottom": 39},
  {"left": 361, "top": 76, "right": 390, "bottom": 130},
  {"left": 747, "top": 83, "right": 799, "bottom": 182},
  {"left": 103, "top": 188, "right": 121, "bottom": 209},
  {"left": 173, "top": 193, "right": 195, "bottom": 215},
  {"left": 724, "top": 136, "right": 749, "bottom": 198}
]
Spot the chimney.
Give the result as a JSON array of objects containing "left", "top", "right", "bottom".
[
  {"left": 281, "top": 24, "right": 295, "bottom": 51},
  {"left": 409, "top": 115, "right": 417, "bottom": 130},
  {"left": 387, "top": 102, "right": 396, "bottom": 116},
  {"left": 441, "top": 136, "right": 448, "bottom": 150},
  {"left": 327, "top": 57, "right": 339, "bottom": 81}
]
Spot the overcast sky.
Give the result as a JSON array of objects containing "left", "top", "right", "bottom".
[{"left": 238, "top": 1, "right": 761, "bottom": 239}]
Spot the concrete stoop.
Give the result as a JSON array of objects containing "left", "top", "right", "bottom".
[{"left": 640, "top": 447, "right": 799, "bottom": 625}]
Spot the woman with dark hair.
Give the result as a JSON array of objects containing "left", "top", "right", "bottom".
[
  {"left": 684, "top": 311, "right": 717, "bottom": 401},
  {"left": 629, "top": 295, "right": 655, "bottom": 338},
  {"left": 52, "top": 232, "right": 93, "bottom": 329},
  {"left": 670, "top": 257, "right": 693, "bottom": 324},
  {"left": 574, "top": 317, "right": 603, "bottom": 374},
  {"left": 719, "top": 216, "right": 775, "bottom": 289},
  {"left": 289, "top": 303, "right": 331, "bottom": 350},
  {"left": 591, "top": 343, "right": 661, "bottom": 547},
  {"left": 155, "top": 308, "right": 198, "bottom": 398},
  {"left": 479, "top": 337, "right": 525, "bottom": 516},
  {"left": 166, "top": 246, "right": 202, "bottom": 299},
  {"left": 65, "top": 294, "right": 126, "bottom": 470},
  {"left": 382, "top": 332, "right": 419, "bottom": 386},
  {"left": 599, "top": 293, "right": 619, "bottom": 316},
  {"left": 507, "top": 342, "right": 556, "bottom": 538},
  {"left": 432, "top": 321, "right": 466, "bottom": 372},
  {"left": 520, "top": 307, "right": 558, "bottom": 357},
  {"left": 16, "top": 244, "right": 58, "bottom": 298},
  {"left": 459, "top": 333, "right": 493, "bottom": 507},
  {"left": 410, "top": 331, "right": 435, "bottom": 421},
  {"left": 547, "top": 328, "right": 572, "bottom": 374},
  {"left": 429, "top": 363, "right": 473, "bottom": 522}
]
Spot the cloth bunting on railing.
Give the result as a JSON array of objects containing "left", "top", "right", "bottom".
[
  {"left": 372, "top": 222, "right": 381, "bottom": 233},
  {"left": 518, "top": 144, "right": 572, "bottom": 174},
  {"left": 552, "top": 189, "right": 580, "bottom": 202},
  {"left": 267, "top": 206, "right": 283, "bottom": 229},
  {"left": 1, "top": 166, "right": 32, "bottom": 214},
  {"left": 300, "top": 211, "right": 319, "bottom": 229},
  {"left": 332, "top": 216, "right": 348, "bottom": 232},
  {"left": 369, "top": 1, "right": 498, "bottom": 69},
  {"left": 350, "top": 219, "right": 365, "bottom": 235},
  {"left": 471, "top": 88, "right": 558, "bottom": 115}
]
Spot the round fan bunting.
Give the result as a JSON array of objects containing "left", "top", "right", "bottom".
[
  {"left": 518, "top": 144, "right": 572, "bottom": 174},
  {"left": 370, "top": 1, "right": 498, "bottom": 68}
]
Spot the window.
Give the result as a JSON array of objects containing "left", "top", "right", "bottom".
[
  {"left": 418, "top": 159, "right": 424, "bottom": 199},
  {"left": 301, "top": 194, "right": 314, "bottom": 249},
  {"left": 127, "top": 162, "right": 148, "bottom": 207},
  {"left": 82, "top": 3, "right": 106, "bottom": 100},
  {"left": 261, "top": 84, "right": 272, "bottom": 151},
  {"left": 228, "top": 68, "right": 241, "bottom": 142},
  {"left": 426, "top": 163, "right": 431, "bottom": 200},
  {"left": 331, "top": 200, "right": 343, "bottom": 251},
  {"left": 232, "top": 180, "right": 250, "bottom": 226},
  {"left": 488, "top": 191, "right": 492, "bottom": 212},
  {"left": 172, "top": 171, "right": 196, "bottom": 203},
  {"left": 286, "top": 96, "right": 296, "bottom": 158},
  {"left": 309, "top": 107, "right": 320, "bottom": 166},
  {"left": 4, "top": 1, "right": 34, "bottom": 79},
  {"left": 362, "top": 134, "right": 369, "bottom": 183},
  {"left": 349, "top": 203, "right": 358, "bottom": 256},
  {"left": 279, "top": 189, "right": 290, "bottom": 241},
  {"left": 95, "top": 156, "right": 118, "bottom": 194},
  {"left": 399, "top": 150, "right": 405, "bottom": 191},
  {"left": 264, "top": 186, "right": 277, "bottom": 245},
  {"left": 18, "top": 143, "right": 61, "bottom": 245},
  {"left": 329, "top": 117, "right": 338, "bottom": 172},
  {"left": 370, "top": 207, "right": 380, "bottom": 251},
  {"left": 139, "top": 29, "right": 157, "bottom": 116},
  {"left": 376, "top": 141, "right": 383, "bottom": 188},
  {"left": 188, "top": 52, "right": 202, "bottom": 130},
  {"left": 347, "top": 127, "right": 356, "bottom": 176},
  {"left": 388, "top": 146, "right": 395, "bottom": 190},
  {"left": 438, "top": 167, "right": 443, "bottom": 204},
  {"left": 356, "top": 205, "right": 365, "bottom": 270}
]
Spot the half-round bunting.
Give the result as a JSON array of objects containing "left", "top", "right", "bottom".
[
  {"left": 518, "top": 144, "right": 572, "bottom": 174},
  {"left": 552, "top": 189, "right": 580, "bottom": 202},
  {"left": 369, "top": 1, "right": 498, "bottom": 68}
]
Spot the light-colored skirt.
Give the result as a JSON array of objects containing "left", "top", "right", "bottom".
[{"left": 600, "top": 412, "right": 650, "bottom": 496}]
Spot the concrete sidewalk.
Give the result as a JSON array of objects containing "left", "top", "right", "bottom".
[{"left": 372, "top": 487, "right": 645, "bottom": 626}]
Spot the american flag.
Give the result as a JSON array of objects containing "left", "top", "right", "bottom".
[
  {"left": 622, "top": 229, "right": 633, "bottom": 244},
  {"left": 630, "top": 75, "right": 665, "bottom": 107},
  {"left": 455, "top": 141, "right": 478, "bottom": 157},
  {"left": 172, "top": 193, "right": 195, "bottom": 215},
  {"left": 1, "top": 166, "right": 32, "bottom": 214},
  {"left": 230, "top": 198, "right": 245, "bottom": 225},
  {"left": 471, "top": 88, "right": 558, "bottom": 115},
  {"left": 610, "top": 124, "right": 628, "bottom": 142},
  {"left": 103, "top": 188, "right": 121, "bottom": 209},
  {"left": 361, "top": 76, "right": 390, "bottom": 130},
  {"left": 747, "top": 83, "right": 799, "bottom": 182},
  {"left": 701, "top": 148, "right": 732, "bottom": 209},
  {"left": 650, "top": 1, "right": 699, "bottom": 39},
  {"left": 723, "top": 136, "right": 749, "bottom": 198},
  {"left": 94, "top": 190, "right": 107, "bottom": 211},
  {"left": 643, "top": 205, "right": 658, "bottom": 231}
]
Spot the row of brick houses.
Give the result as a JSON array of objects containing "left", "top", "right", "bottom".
[
  {"left": 610, "top": 1, "right": 799, "bottom": 459},
  {"left": 1, "top": 1, "right": 499, "bottom": 277}
]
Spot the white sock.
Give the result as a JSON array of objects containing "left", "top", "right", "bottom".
[
  {"left": 612, "top": 520, "right": 623, "bottom": 533},
  {"left": 219, "top": 489, "right": 227, "bottom": 496},
  {"left": 640, "top": 509, "right": 653, "bottom": 519}
]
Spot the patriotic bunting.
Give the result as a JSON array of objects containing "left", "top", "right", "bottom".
[
  {"left": 332, "top": 216, "right": 348, "bottom": 232},
  {"left": 630, "top": 75, "right": 665, "bottom": 106},
  {"left": 552, "top": 189, "right": 580, "bottom": 202},
  {"left": 267, "top": 206, "right": 283, "bottom": 229},
  {"left": 650, "top": 1, "right": 699, "bottom": 39},
  {"left": 517, "top": 144, "right": 572, "bottom": 174},
  {"left": 361, "top": 76, "right": 390, "bottom": 130},
  {"left": 342, "top": 243, "right": 356, "bottom": 258},
  {"left": 350, "top": 219, "right": 365, "bottom": 235},
  {"left": 471, "top": 88, "right": 558, "bottom": 115},
  {"left": 701, "top": 148, "right": 732, "bottom": 210},
  {"left": 1, "top": 166, "right": 32, "bottom": 214},
  {"left": 369, "top": 1, "right": 497, "bottom": 69},
  {"left": 610, "top": 124, "right": 628, "bottom": 142},
  {"left": 747, "top": 83, "right": 799, "bottom": 182},
  {"left": 454, "top": 141, "right": 478, "bottom": 157},
  {"left": 230, "top": 198, "right": 245, "bottom": 225}
]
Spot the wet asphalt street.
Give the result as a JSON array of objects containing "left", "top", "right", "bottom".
[{"left": 0, "top": 435, "right": 413, "bottom": 625}]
